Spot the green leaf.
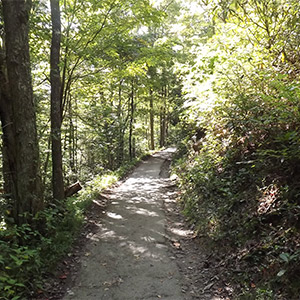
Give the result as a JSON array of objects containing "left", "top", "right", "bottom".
[
  {"left": 4, "top": 285, "right": 12, "bottom": 290},
  {"left": 7, "top": 279, "right": 17, "bottom": 285},
  {"left": 279, "top": 253, "right": 290, "bottom": 263},
  {"left": 15, "top": 282, "right": 25, "bottom": 287},
  {"left": 277, "top": 269, "right": 286, "bottom": 277},
  {"left": 9, "top": 254, "right": 23, "bottom": 266},
  {"left": 0, "top": 276, "right": 8, "bottom": 282}
]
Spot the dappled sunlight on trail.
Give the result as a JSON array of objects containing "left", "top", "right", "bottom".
[{"left": 64, "top": 149, "right": 185, "bottom": 300}]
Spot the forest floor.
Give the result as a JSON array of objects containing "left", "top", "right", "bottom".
[{"left": 40, "top": 149, "right": 232, "bottom": 300}]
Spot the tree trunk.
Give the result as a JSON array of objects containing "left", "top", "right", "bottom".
[
  {"left": 129, "top": 79, "right": 135, "bottom": 159},
  {"left": 50, "top": 0, "right": 64, "bottom": 200},
  {"left": 159, "top": 85, "right": 169, "bottom": 148},
  {"left": 149, "top": 88, "right": 155, "bottom": 150},
  {"left": 1, "top": 0, "right": 43, "bottom": 225},
  {"left": 117, "top": 80, "right": 124, "bottom": 166},
  {"left": 68, "top": 97, "right": 76, "bottom": 174},
  {"left": 0, "top": 48, "right": 14, "bottom": 197},
  {"left": 160, "top": 86, "right": 167, "bottom": 148}
]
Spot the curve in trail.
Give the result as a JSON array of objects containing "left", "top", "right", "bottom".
[{"left": 64, "top": 148, "right": 185, "bottom": 300}]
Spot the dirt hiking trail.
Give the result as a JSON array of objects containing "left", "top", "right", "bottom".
[
  {"left": 61, "top": 149, "right": 227, "bottom": 300},
  {"left": 64, "top": 148, "right": 185, "bottom": 299}
]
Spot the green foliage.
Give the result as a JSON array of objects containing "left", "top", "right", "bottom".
[
  {"left": 173, "top": 0, "right": 300, "bottom": 298},
  {"left": 10, "top": 0, "right": 300, "bottom": 298},
  {"left": 0, "top": 234, "right": 40, "bottom": 300},
  {"left": 0, "top": 199, "right": 83, "bottom": 299}
]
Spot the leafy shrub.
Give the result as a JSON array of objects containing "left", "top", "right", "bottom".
[
  {"left": 0, "top": 196, "right": 84, "bottom": 299},
  {"left": 173, "top": 78, "right": 300, "bottom": 297}
]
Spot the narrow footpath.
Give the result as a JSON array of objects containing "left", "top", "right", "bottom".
[{"left": 64, "top": 148, "right": 185, "bottom": 300}]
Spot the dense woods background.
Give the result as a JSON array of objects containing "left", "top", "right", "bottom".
[{"left": 0, "top": 0, "right": 300, "bottom": 299}]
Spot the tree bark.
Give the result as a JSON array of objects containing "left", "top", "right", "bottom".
[
  {"left": 160, "top": 86, "right": 167, "bottom": 148},
  {"left": 50, "top": 0, "right": 64, "bottom": 200},
  {"left": 0, "top": 48, "right": 14, "bottom": 197},
  {"left": 149, "top": 88, "right": 155, "bottom": 150},
  {"left": 117, "top": 80, "right": 125, "bottom": 166},
  {"left": 1, "top": 0, "right": 43, "bottom": 225},
  {"left": 129, "top": 79, "right": 135, "bottom": 159},
  {"left": 64, "top": 181, "right": 82, "bottom": 198},
  {"left": 67, "top": 98, "right": 76, "bottom": 174}
]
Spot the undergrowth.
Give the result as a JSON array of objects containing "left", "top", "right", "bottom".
[
  {"left": 173, "top": 125, "right": 300, "bottom": 299},
  {"left": 0, "top": 199, "right": 83, "bottom": 300},
  {"left": 0, "top": 155, "right": 145, "bottom": 300}
]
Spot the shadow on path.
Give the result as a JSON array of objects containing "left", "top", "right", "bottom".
[{"left": 64, "top": 148, "right": 184, "bottom": 300}]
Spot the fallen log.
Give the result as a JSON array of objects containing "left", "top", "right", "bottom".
[{"left": 64, "top": 181, "right": 82, "bottom": 198}]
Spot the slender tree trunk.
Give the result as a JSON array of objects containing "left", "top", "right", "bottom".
[
  {"left": 43, "top": 136, "right": 51, "bottom": 186},
  {"left": 129, "top": 79, "right": 135, "bottom": 159},
  {"left": 68, "top": 97, "right": 76, "bottom": 174},
  {"left": 74, "top": 96, "right": 78, "bottom": 173},
  {"left": 160, "top": 86, "right": 167, "bottom": 148},
  {"left": 163, "top": 85, "right": 168, "bottom": 144},
  {"left": 50, "top": 0, "right": 64, "bottom": 200},
  {"left": 117, "top": 80, "right": 124, "bottom": 166},
  {"left": 149, "top": 88, "right": 155, "bottom": 150},
  {"left": 1, "top": 0, "right": 43, "bottom": 225}
]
